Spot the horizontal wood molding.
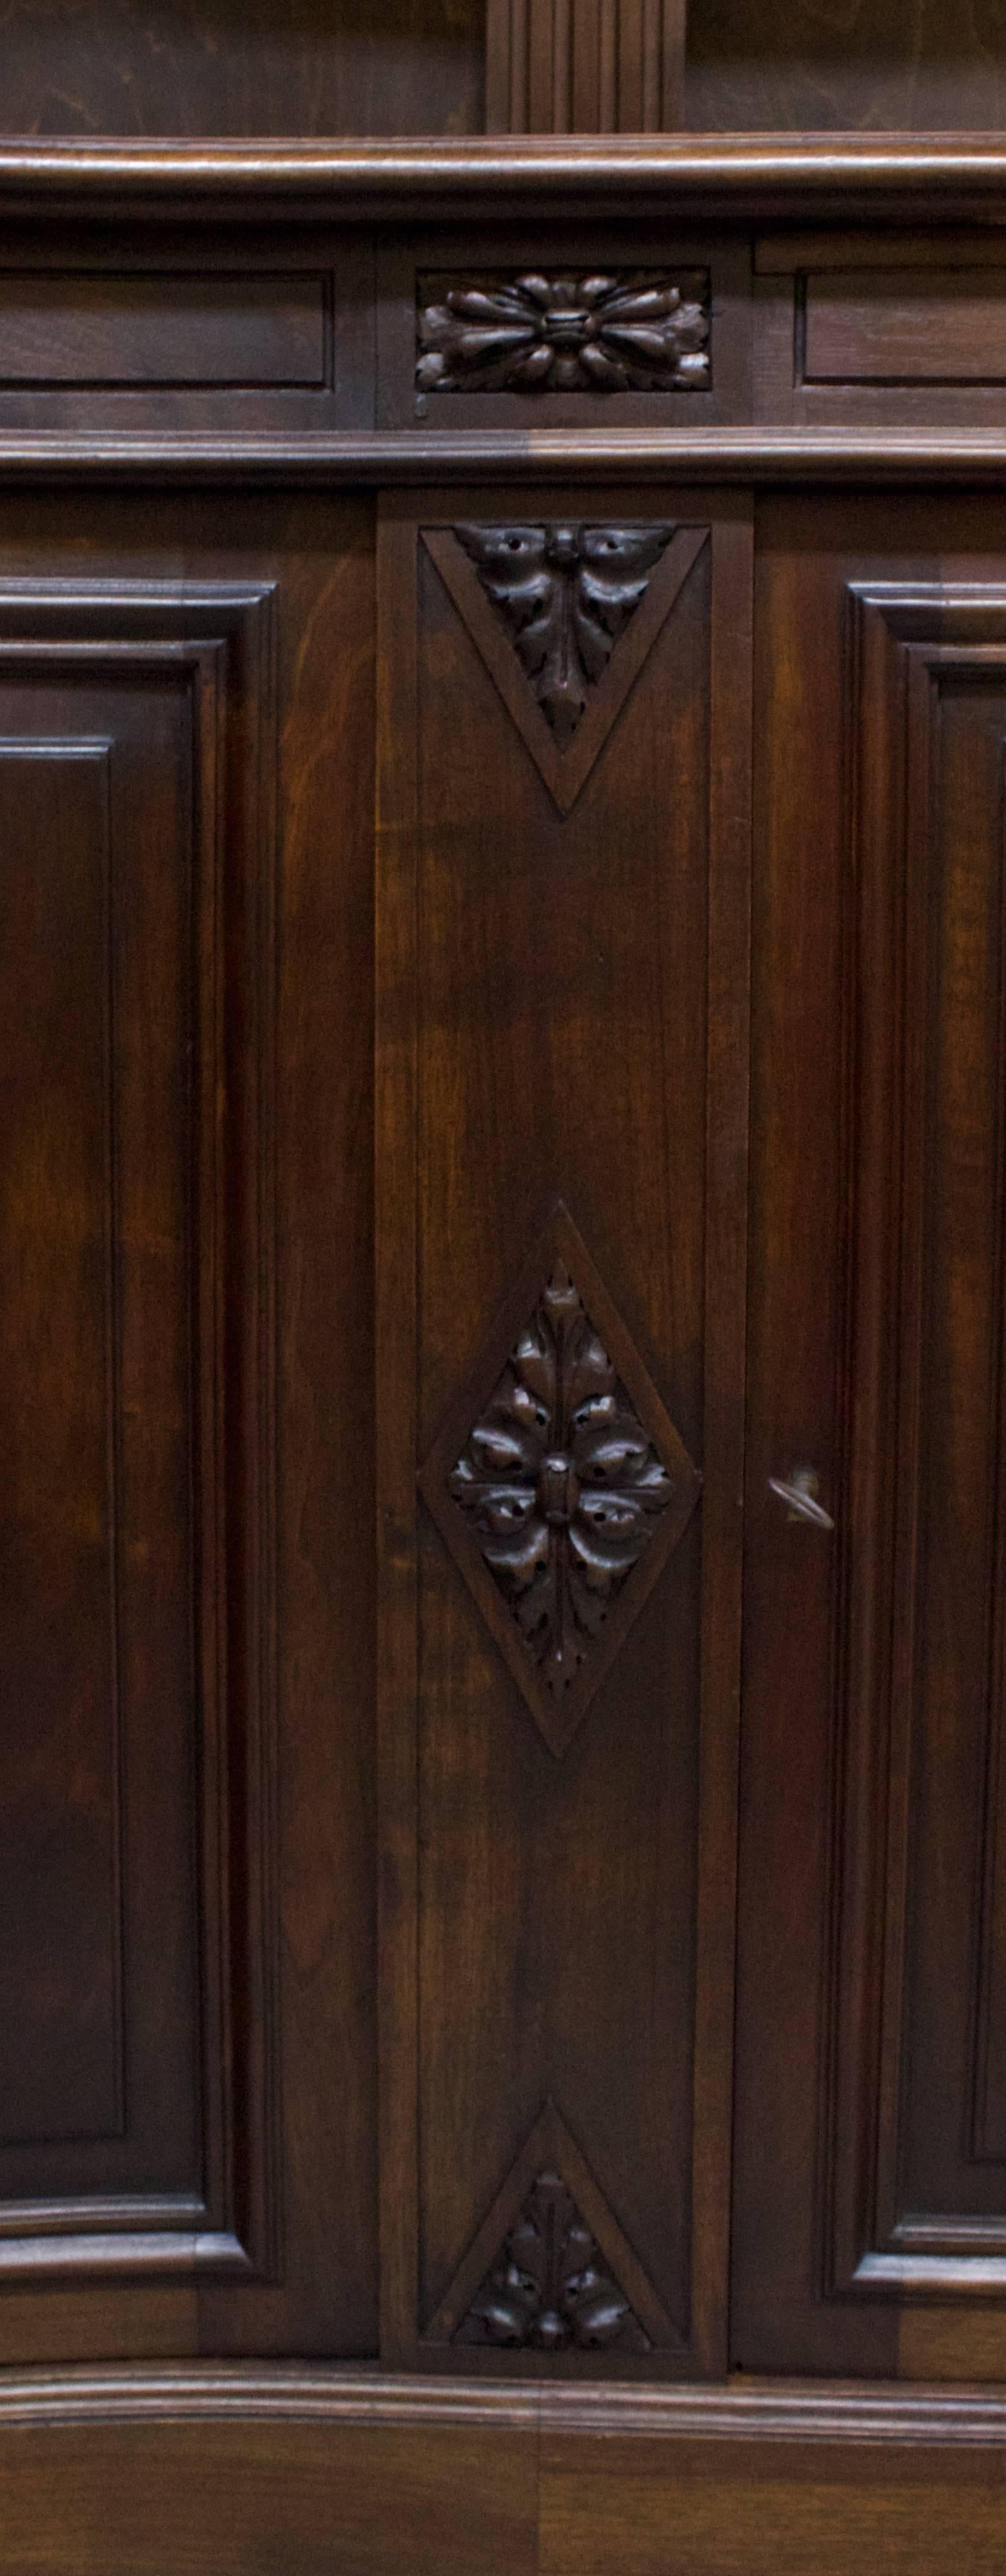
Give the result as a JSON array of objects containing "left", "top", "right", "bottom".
[
  {"left": 3, "top": 137, "right": 1006, "bottom": 220},
  {"left": 5, "top": 428, "right": 1006, "bottom": 482},
  {"left": 2, "top": 2368, "right": 1006, "bottom": 2444}
]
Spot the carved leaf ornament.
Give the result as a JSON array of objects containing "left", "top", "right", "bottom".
[
  {"left": 455, "top": 2168, "right": 650, "bottom": 2352},
  {"left": 417, "top": 269, "right": 710, "bottom": 394},
  {"left": 457, "top": 522, "right": 672, "bottom": 749}
]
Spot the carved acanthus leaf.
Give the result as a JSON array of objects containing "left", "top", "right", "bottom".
[
  {"left": 457, "top": 522, "right": 673, "bottom": 749},
  {"left": 417, "top": 270, "right": 710, "bottom": 394},
  {"left": 448, "top": 1256, "right": 693, "bottom": 1701},
  {"left": 454, "top": 2168, "right": 651, "bottom": 2352}
]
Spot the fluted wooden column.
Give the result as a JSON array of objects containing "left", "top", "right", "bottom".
[{"left": 485, "top": 0, "right": 687, "bottom": 132}]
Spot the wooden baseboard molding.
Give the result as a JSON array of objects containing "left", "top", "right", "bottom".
[
  {"left": 1, "top": 2365, "right": 1006, "bottom": 2442},
  {"left": 3, "top": 2370, "right": 1006, "bottom": 2575}
]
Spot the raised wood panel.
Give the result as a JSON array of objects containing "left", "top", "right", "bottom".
[
  {"left": 733, "top": 498, "right": 1006, "bottom": 2382},
  {"left": 829, "top": 582, "right": 1006, "bottom": 2307},
  {"left": 377, "top": 488, "right": 751, "bottom": 2376},
  {"left": 0, "top": 577, "right": 277, "bottom": 2299}
]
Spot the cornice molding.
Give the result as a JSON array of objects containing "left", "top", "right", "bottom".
[
  {"left": 2, "top": 134, "right": 1006, "bottom": 221},
  {"left": 1, "top": 2366, "right": 1006, "bottom": 2446}
]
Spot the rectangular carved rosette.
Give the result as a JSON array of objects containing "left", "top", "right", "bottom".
[
  {"left": 376, "top": 487, "right": 751, "bottom": 2373},
  {"left": 0, "top": 578, "right": 278, "bottom": 2296}
]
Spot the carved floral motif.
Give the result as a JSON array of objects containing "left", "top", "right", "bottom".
[
  {"left": 417, "top": 270, "right": 710, "bottom": 393},
  {"left": 448, "top": 1260, "right": 680, "bottom": 1697},
  {"left": 457, "top": 522, "right": 673, "bottom": 749},
  {"left": 454, "top": 2168, "right": 650, "bottom": 2351}
]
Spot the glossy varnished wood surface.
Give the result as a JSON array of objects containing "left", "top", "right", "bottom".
[
  {"left": 735, "top": 493, "right": 1006, "bottom": 2381},
  {"left": 0, "top": 491, "right": 377, "bottom": 2366},
  {"left": 6, "top": 30, "right": 1006, "bottom": 2564},
  {"left": 0, "top": 1, "right": 484, "bottom": 141},
  {"left": 376, "top": 487, "right": 750, "bottom": 2377},
  {"left": 2, "top": 2372, "right": 1006, "bottom": 2573}
]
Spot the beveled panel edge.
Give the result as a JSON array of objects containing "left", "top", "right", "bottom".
[
  {"left": 2, "top": 2369, "right": 1006, "bottom": 2444},
  {"left": 5, "top": 427, "right": 1006, "bottom": 481}
]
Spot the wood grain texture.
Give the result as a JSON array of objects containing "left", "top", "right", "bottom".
[
  {"left": 0, "top": 0, "right": 483, "bottom": 140},
  {"left": 804, "top": 273, "right": 1006, "bottom": 386},
  {"left": 733, "top": 493, "right": 1006, "bottom": 2381},
  {"left": 685, "top": 0, "right": 1006, "bottom": 134},
  {"left": 0, "top": 490, "right": 377, "bottom": 2366},
  {"left": 7, "top": 137, "right": 1006, "bottom": 224},
  {"left": 0, "top": 577, "right": 277, "bottom": 2310},
  {"left": 10, "top": 428, "right": 1006, "bottom": 480},
  {"left": 486, "top": 0, "right": 686, "bottom": 131},
  {"left": 377, "top": 485, "right": 749, "bottom": 2377},
  {"left": 2, "top": 2373, "right": 1006, "bottom": 2575},
  {"left": 0, "top": 272, "right": 328, "bottom": 388},
  {"left": 824, "top": 582, "right": 1006, "bottom": 2324}
]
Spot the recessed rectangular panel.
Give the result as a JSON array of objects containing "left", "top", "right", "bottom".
[
  {"left": 804, "top": 271, "right": 1006, "bottom": 384},
  {"left": 0, "top": 668, "right": 198, "bottom": 2216},
  {"left": 0, "top": 272, "right": 329, "bottom": 388},
  {"left": 0, "top": 742, "right": 121, "bottom": 2150},
  {"left": 0, "top": 579, "right": 277, "bottom": 2293},
  {"left": 831, "top": 584, "right": 1006, "bottom": 2303}
]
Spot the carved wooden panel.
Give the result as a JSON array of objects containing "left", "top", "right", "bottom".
[
  {"left": 420, "top": 1204, "right": 700, "bottom": 1755},
  {"left": 381, "top": 233, "right": 747, "bottom": 435},
  {"left": 825, "top": 581, "right": 1006, "bottom": 2304},
  {"left": 485, "top": 0, "right": 687, "bottom": 132},
  {"left": 417, "top": 273, "right": 710, "bottom": 395},
  {"left": 0, "top": 578, "right": 277, "bottom": 2292},
  {"left": 377, "top": 491, "right": 751, "bottom": 2373},
  {"left": 423, "top": 522, "right": 704, "bottom": 811},
  {"left": 426, "top": 2100, "right": 677, "bottom": 2352}
]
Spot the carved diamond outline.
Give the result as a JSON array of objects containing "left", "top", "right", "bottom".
[{"left": 419, "top": 1204, "right": 701, "bottom": 1756}]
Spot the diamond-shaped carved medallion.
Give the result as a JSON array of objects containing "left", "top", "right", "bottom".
[{"left": 419, "top": 1206, "right": 701, "bottom": 1755}]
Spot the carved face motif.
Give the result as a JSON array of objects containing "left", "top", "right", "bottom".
[{"left": 457, "top": 522, "right": 674, "bottom": 748}]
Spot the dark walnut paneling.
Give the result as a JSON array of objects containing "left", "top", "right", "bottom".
[
  {"left": 377, "top": 490, "right": 751, "bottom": 2375},
  {"left": 733, "top": 500, "right": 1006, "bottom": 2383},
  {"left": 416, "top": 273, "right": 710, "bottom": 395},
  {"left": 486, "top": 0, "right": 687, "bottom": 132},
  {"left": 0, "top": 272, "right": 329, "bottom": 388},
  {"left": 419, "top": 1204, "right": 701, "bottom": 1757},
  {"left": 0, "top": 0, "right": 484, "bottom": 139},
  {"left": 828, "top": 582, "right": 1006, "bottom": 2309},
  {"left": 0, "top": 577, "right": 277, "bottom": 2294},
  {"left": 380, "top": 231, "right": 747, "bottom": 437},
  {"left": 0, "top": 233, "right": 377, "bottom": 441},
  {"left": 754, "top": 235, "right": 1006, "bottom": 434}
]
